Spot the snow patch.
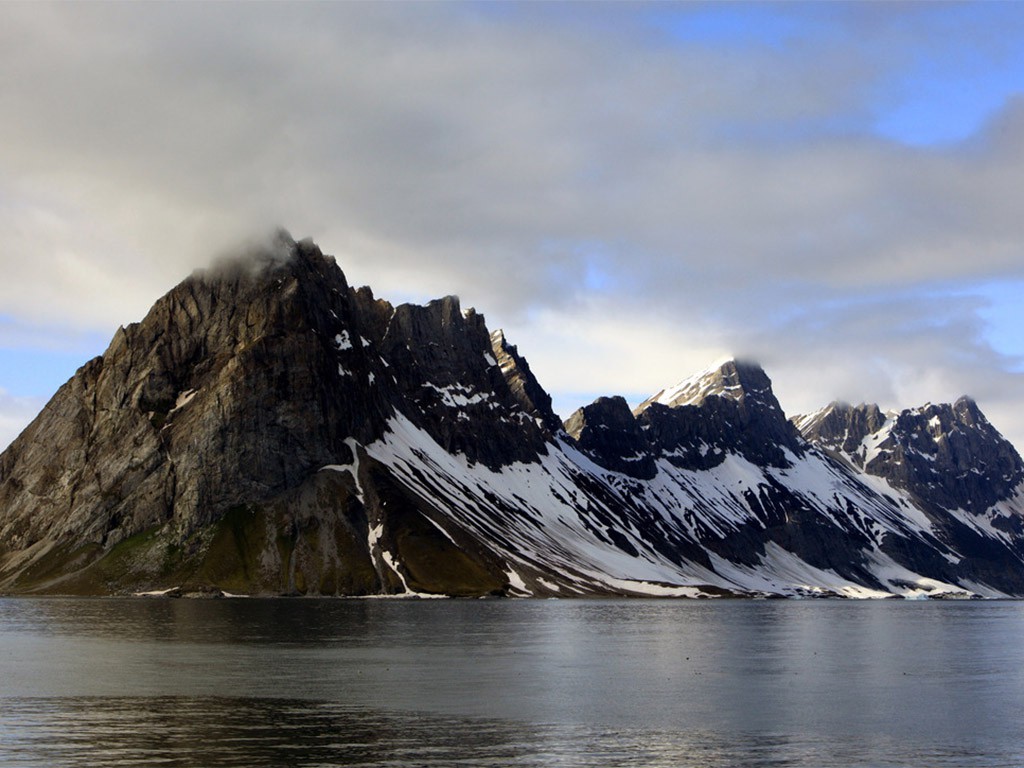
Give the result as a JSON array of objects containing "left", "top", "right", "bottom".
[
  {"left": 333, "top": 331, "right": 353, "bottom": 350},
  {"left": 133, "top": 587, "right": 180, "bottom": 598},
  {"left": 505, "top": 568, "right": 530, "bottom": 595},
  {"left": 320, "top": 438, "right": 365, "bottom": 503},
  {"left": 174, "top": 389, "right": 198, "bottom": 410},
  {"left": 424, "top": 383, "right": 491, "bottom": 408},
  {"left": 601, "top": 578, "right": 715, "bottom": 598}
]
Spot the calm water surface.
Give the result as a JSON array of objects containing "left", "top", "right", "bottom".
[{"left": 1, "top": 597, "right": 1023, "bottom": 767}]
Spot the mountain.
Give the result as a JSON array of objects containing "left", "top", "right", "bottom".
[
  {"left": 2, "top": 233, "right": 1024, "bottom": 598},
  {"left": 794, "top": 399, "right": 1024, "bottom": 514},
  {"left": 791, "top": 399, "right": 1024, "bottom": 593}
]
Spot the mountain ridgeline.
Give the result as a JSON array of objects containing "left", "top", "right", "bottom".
[{"left": 2, "top": 235, "right": 1024, "bottom": 598}]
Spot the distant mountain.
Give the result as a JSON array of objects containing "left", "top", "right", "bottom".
[
  {"left": 2, "top": 233, "right": 1024, "bottom": 598},
  {"left": 794, "top": 398, "right": 1024, "bottom": 513}
]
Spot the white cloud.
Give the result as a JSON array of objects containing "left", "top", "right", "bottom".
[
  {"left": 2, "top": 3, "right": 1024, "bottom": 448},
  {"left": 498, "top": 288, "right": 1024, "bottom": 432}
]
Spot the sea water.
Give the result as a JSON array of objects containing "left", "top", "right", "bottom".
[{"left": 2, "top": 597, "right": 1023, "bottom": 767}]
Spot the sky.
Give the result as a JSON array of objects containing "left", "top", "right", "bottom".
[{"left": 2, "top": 2, "right": 1024, "bottom": 452}]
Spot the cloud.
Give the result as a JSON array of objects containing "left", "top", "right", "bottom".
[
  {"left": 2, "top": 3, "right": 1024, "bottom": 447},
  {"left": 206, "top": 228, "right": 299, "bottom": 279}
]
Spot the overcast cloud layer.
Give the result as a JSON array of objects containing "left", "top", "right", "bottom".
[{"left": 2, "top": 3, "right": 1024, "bottom": 451}]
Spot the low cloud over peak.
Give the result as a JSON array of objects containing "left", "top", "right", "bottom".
[{"left": 2, "top": 3, "right": 1024, "bottom": 449}]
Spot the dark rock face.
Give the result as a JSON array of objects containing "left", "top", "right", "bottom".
[
  {"left": 794, "top": 402, "right": 886, "bottom": 465},
  {"left": 636, "top": 360, "right": 805, "bottom": 468},
  {"left": 368, "top": 294, "right": 549, "bottom": 469},
  {"left": 566, "top": 360, "right": 805, "bottom": 475},
  {"left": 490, "top": 329, "right": 562, "bottom": 435},
  {"left": 564, "top": 397, "right": 656, "bottom": 479},
  {"left": 1, "top": 234, "right": 384, "bottom": 556},
  {"left": 866, "top": 398, "right": 1023, "bottom": 514},
  {"left": 794, "top": 397, "right": 1024, "bottom": 596},
  {"left": 795, "top": 398, "right": 1024, "bottom": 515},
  {"left": 0, "top": 234, "right": 548, "bottom": 593}
]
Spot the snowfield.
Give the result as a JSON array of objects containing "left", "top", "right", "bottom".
[{"left": 336, "top": 411, "right": 1019, "bottom": 599}]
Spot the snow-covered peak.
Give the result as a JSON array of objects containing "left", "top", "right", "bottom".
[
  {"left": 631, "top": 359, "right": 804, "bottom": 469},
  {"left": 634, "top": 358, "right": 775, "bottom": 415},
  {"left": 791, "top": 401, "right": 844, "bottom": 436}
]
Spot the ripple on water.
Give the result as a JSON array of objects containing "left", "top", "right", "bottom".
[{"left": 0, "top": 696, "right": 1019, "bottom": 768}]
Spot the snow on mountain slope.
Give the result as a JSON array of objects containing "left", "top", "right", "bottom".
[
  {"left": 347, "top": 408, "right": 997, "bottom": 598},
  {"left": 793, "top": 398, "right": 1024, "bottom": 596}
]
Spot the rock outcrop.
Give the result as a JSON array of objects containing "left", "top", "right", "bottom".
[
  {"left": 0, "top": 234, "right": 544, "bottom": 595},
  {"left": 490, "top": 329, "right": 562, "bottom": 435},
  {"left": 565, "top": 396, "right": 656, "bottom": 479}
]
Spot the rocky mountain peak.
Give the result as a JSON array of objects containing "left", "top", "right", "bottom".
[
  {"left": 878, "top": 399, "right": 1024, "bottom": 512},
  {"left": 199, "top": 230, "right": 339, "bottom": 285},
  {"left": 489, "top": 329, "right": 562, "bottom": 434},
  {"left": 562, "top": 359, "right": 804, "bottom": 475},
  {"left": 375, "top": 294, "right": 552, "bottom": 469},
  {"left": 0, "top": 236, "right": 555, "bottom": 590},
  {"left": 792, "top": 401, "right": 886, "bottom": 465},
  {"left": 952, "top": 395, "right": 985, "bottom": 425},
  {"left": 634, "top": 359, "right": 803, "bottom": 468},
  {"left": 797, "top": 395, "right": 1024, "bottom": 514},
  {"left": 634, "top": 359, "right": 777, "bottom": 414},
  {"left": 564, "top": 396, "right": 657, "bottom": 479},
  {"left": 0, "top": 234, "right": 389, "bottom": 560}
]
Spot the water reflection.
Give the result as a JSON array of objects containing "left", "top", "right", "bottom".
[
  {"left": 2, "top": 599, "right": 1024, "bottom": 766},
  {"left": 1, "top": 695, "right": 1014, "bottom": 768}
]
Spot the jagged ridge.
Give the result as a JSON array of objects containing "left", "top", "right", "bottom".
[{"left": 2, "top": 234, "right": 1024, "bottom": 599}]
